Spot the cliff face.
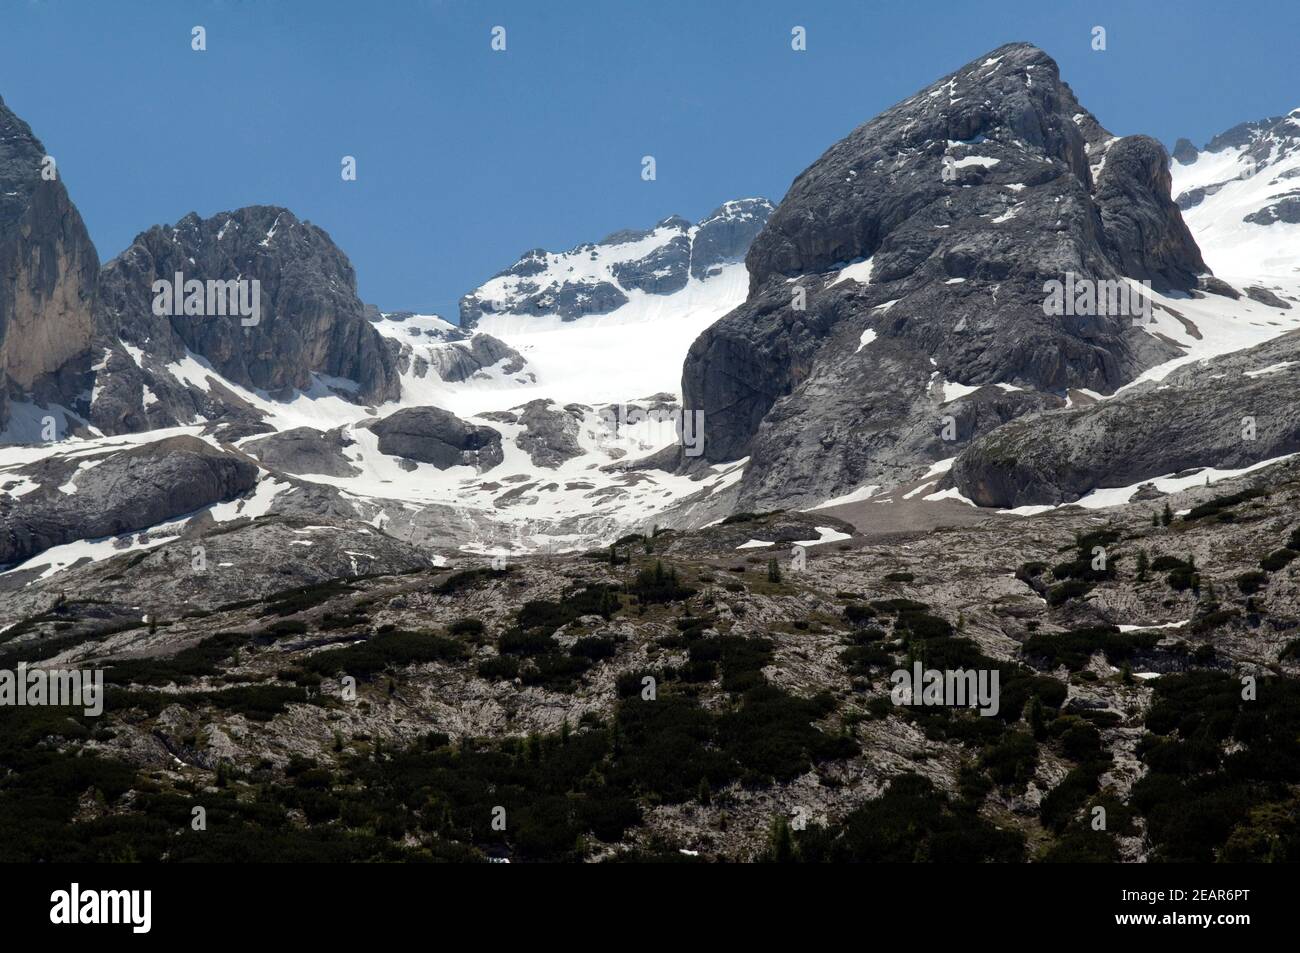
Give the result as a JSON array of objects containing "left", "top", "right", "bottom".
[
  {"left": 0, "top": 95, "right": 98, "bottom": 430},
  {"left": 680, "top": 43, "right": 1207, "bottom": 509},
  {"left": 90, "top": 205, "right": 401, "bottom": 434}
]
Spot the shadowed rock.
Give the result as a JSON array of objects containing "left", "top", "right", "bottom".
[
  {"left": 243, "top": 426, "right": 362, "bottom": 477},
  {"left": 371, "top": 406, "right": 503, "bottom": 472},
  {"left": 952, "top": 332, "right": 1300, "bottom": 507}
]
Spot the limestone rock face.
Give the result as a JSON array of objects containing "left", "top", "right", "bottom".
[
  {"left": 0, "top": 435, "right": 258, "bottom": 567},
  {"left": 951, "top": 331, "right": 1300, "bottom": 508},
  {"left": 0, "top": 95, "right": 98, "bottom": 428},
  {"left": 426, "top": 334, "right": 525, "bottom": 383},
  {"left": 90, "top": 206, "right": 400, "bottom": 434},
  {"left": 243, "top": 426, "right": 362, "bottom": 478},
  {"left": 515, "top": 399, "right": 583, "bottom": 468},
  {"left": 680, "top": 43, "right": 1206, "bottom": 509}
]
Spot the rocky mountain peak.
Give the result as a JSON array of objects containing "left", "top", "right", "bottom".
[
  {"left": 88, "top": 204, "right": 401, "bottom": 434},
  {"left": 746, "top": 42, "right": 1195, "bottom": 291},
  {"left": 683, "top": 43, "right": 1205, "bottom": 508},
  {"left": 0, "top": 95, "right": 99, "bottom": 432}
]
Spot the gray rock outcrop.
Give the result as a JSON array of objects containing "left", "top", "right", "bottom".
[
  {"left": 0, "top": 435, "right": 259, "bottom": 567},
  {"left": 426, "top": 333, "right": 525, "bottom": 382},
  {"left": 952, "top": 330, "right": 1300, "bottom": 507},
  {"left": 243, "top": 426, "right": 362, "bottom": 477},
  {"left": 371, "top": 406, "right": 503, "bottom": 471},
  {"left": 515, "top": 399, "right": 583, "bottom": 468},
  {"left": 458, "top": 201, "right": 773, "bottom": 327}
]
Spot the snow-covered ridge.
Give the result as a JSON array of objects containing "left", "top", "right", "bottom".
[
  {"left": 1172, "top": 109, "right": 1300, "bottom": 277},
  {"left": 458, "top": 197, "right": 772, "bottom": 325}
]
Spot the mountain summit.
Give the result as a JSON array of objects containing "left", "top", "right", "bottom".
[{"left": 682, "top": 42, "right": 1206, "bottom": 508}]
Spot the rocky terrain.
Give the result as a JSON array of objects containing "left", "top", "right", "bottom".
[
  {"left": 2, "top": 461, "right": 1298, "bottom": 862},
  {"left": 88, "top": 205, "right": 401, "bottom": 436}
]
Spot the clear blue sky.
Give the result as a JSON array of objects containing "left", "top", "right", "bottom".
[{"left": 2, "top": 0, "right": 1296, "bottom": 320}]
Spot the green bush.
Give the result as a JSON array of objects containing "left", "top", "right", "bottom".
[
  {"left": 1046, "top": 580, "right": 1092, "bottom": 605},
  {"left": 477, "top": 656, "right": 520, "bottom": 681},
  {"left": 304, "top": 630, "right": 467, "bottom": 676},
  {"left": 435, "top": 567, "right": 509, "bottom": 595},
  {"left": 795, "top": 773, "right": 1025, "bottom": 862},
  {"left": 1022, "top": 626, "right": 1157, "bottom": 671},
  {"left": 843, "top": 603, "right": 876, "bottom": 626},
  {"left": 628, "top": 562, "right": 695, "bottom": 604},
  {"left": 1182, "top": 487, "right": 1267, "bottom": 521},
  {"left": 1236, "top": 570, "right": 1267, "bottom": 594},
  {"left": 1260, "top": 549, "right": 1298, "bottom": 572}
]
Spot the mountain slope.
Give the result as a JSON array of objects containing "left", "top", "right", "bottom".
[
  {"left": 1172, "top": 108, "right": 1300, "bottom": 276},
  {"left": 1, "top": 178, "right": 768, "bottom": 583}
]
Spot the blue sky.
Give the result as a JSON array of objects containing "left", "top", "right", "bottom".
[{"left": 2, "top": 0, "right": 1296, "bottom": 320}]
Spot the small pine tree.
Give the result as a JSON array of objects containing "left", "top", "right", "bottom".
[
  {"left": 1151, "top": 511, "right": 1159, "bottom": 528},
  {"left": 767, "top": 815, "right": 795, "bottom": 863},
  {"left": 767, "top": 558, "right": 782, "bottom": 583},
  {"left": 1136, "top": 549, "right": 1149, "bottom": 582},
  {"left": 609, "top": 543, "right": 618, "bottom": 566},
  {"left": 697, "top": 777, "right": 712, "bottom": 806},
  {"left": 1161, "top": 502, "right": 1173, "bottom": 526},
  {"left": 1028, "top": 695, "right": 1046, "bottom": 740}
]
